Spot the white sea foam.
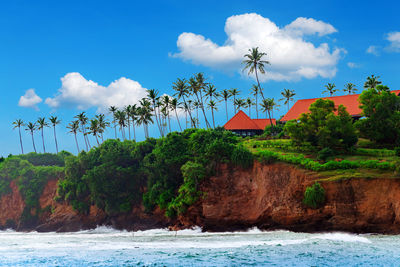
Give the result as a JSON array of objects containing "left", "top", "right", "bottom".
[{"left": 312, "top": 232, "right": 372, "bottom": 243}]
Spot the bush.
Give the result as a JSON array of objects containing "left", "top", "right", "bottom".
[
  {"left": 317, "top": 148, "right": 335, "bottom": 162},
  {"left": 231, "top": 145, "right": 254, "bottom": 169},
  {"left": 284, "top": 99, "right": 358, "bottom": 150},
  {"left": 303, "top": 182, "right": 325, "bottom": 209},
  {"left": 395, "top": 147, "right": 400, "bottom": 157}
]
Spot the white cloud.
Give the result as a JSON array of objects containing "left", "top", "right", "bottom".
[
  {"left": 366, "top": 45, "right": 380, "bottom": 56},
  {"left": 171, "top": 13, "right": 343, "bottom": 81},
  {"left": 18, "top": 89, "right": 42, "bottom": 110},
  {"left": 347, "top": 62, "right": 359, "bottom": 68},
  {"left": 45, "top": 72, "right": 147, "bottom": 111},
  {"left": 284, "top": 17, "right": 337, "bottom": 36},
  {"left": 386, "top": 32, "right": 400, "bottom": 52}
]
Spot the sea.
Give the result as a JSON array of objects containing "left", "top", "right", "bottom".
[{"left": 0, "top": 226, "right": 399, "bottom": 266}]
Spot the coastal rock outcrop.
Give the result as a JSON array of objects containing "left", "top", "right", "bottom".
[{"left": 2, "top": 161, "right": 400, "bottom": 233}]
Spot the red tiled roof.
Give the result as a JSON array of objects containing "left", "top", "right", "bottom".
[
  {"left": 281, "top": 90, "right": 400, "bottom": 122},
  {"left": 224, "top": 110, "right": 276, "bottom": 130}
]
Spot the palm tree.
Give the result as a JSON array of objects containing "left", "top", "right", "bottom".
[
  {"left": 108, "top": 106, "right": 118, "bottom": 138},
  {"left": 75, "top": 112, "right": 89, "bottom": 151},
  {"left": 147, "top": 89, "right": 163, "bottom": 136},
  {"left": 193, "top": 100, "right": 200, "bottom": 127},
  {"left": 343, "top": 83, "right": 357, "bottom": 95},
  {"left": 170, "top": 98, "right": 182, "bottom": 132},
  {"left": 229, "top": 88, "right": 240, "bottom": 114},
  {"left": 173, "top": 78, "right": 196, "bottom": 128},
  {"left": 279, "top": 89, "right": 296, "bottom": 112},
  {"left": 251, "top": 85, "right": 260, "bottom": 119},
  {"left": 137, "top": 99, "right": 154, "bottom": 138},
  {"left": 195, "top": 73, "right": 211, "bottom": 128},
  {"left": 95, "top": 113, "right": 109, "bottom": 142},
  {"left": 234, "top": 98, "right": 246, "bottom": 111},
  {"left": 364, "top": 75, "right": 382, "bottom": 89},
  {"left": 115, "top": 110, "right": 127, "bottom": 140},
  {"left": 261, "top": 98, "right": 276, "bottom": 127},
  {"left": 124, "top": 106, "right": 132, "bottom": 140},
  {"left": 162, "top": 95, "right": 172, "bottom": 133},
  {"left": 221, "top": 89, "right": 231, "bottom": 122},
  {"left": 49, "top": 116, "right": 61, "bottom": 153},
  {"left": 207, "top": 100, "right": 218, "bottom": 128},
  {"left": 246, "top": 98, "right": 254, "bottom": 117},
  {"left": 89, "top": 118, "right": 101, "bottom": 145},
  {"left": 323, "top": 83, "right": 338, "bottom": 96},
  {"left": 37, "top": 117, "right": 49, "bottom": 153},
  {"left": 242, "top": 47, "right": 270, "bottom": 101},
  {"left": 67, "top": 120, "right": 80, "bottom": 153},
  {"left": 25, "top": 122, "right": 37, "bottom": 153},
  {"left": 189, "top": 75, "right": 210, "bottom": 128},
  {"left": 12, "top": 119, "right": 24, "bottom": 154},
  {"left": 128, "top": 105, "right": 137, "bottom": 141}
]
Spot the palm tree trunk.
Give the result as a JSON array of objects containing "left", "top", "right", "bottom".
[
  {"left": 95, "top": 134, "right": 100, "bottom": 145},
  {"left": 132, "top": 119, "right": 136, "bottom": 141},
  {"left": 114, "top": 123, "right": 117, "bottom": 139},
  {"left": 82, "top": 125, "right": 88, "bottom": 151},
  {"left": 248, "top": 106, "right": 251, "bottom": 117},
  {"left": 287, "top": 101, "right": 290, "bottom": 113},
  {"left": 182, "top": 95, "right": 196, "bottom": 128},
  {"left": 127, "top": 118, "right": 131, "bottom": 140},
  {"left": 18, "top": 127, "right": 24, "bottom": 154},
  {"left": 233, "top": 96, "right": 236, "bottom": 114},
  {"left": 74, "top": 133, "right": 80, "bottom": 153},
  {"left": 225, "top": 100, "right": 228, "bottom": 122},
  {"left": 168, "top": 113, "right": 171, "bottom": 133},
  {"left": 198, "top": 91, "right": 210, "bottom": 128},
  {"left": 175, "top": 109, "right": 182, "bottom": 131},
  {"left": 256, "top": 94, "right": 258, "bottom": 119},
  {"left": 41, "top": 128, "right": 46, "bottom": 153},
  {"left": 153, "top": 103, "right": 163, "bottom": 137},
  {"left": 267, "top": 110, "right": 274, "bottom": 128},
  {"left": 31, "top": 132, "right": 37, "bottom": 153},
  {"left": 211, "top": 109, "right": 215, "bottom": 128},
  {"left": 86, "top": 133, "right": 92, "bottom": 149},
  {"left": 53, "top": 126, "right": 59, "bottom": 154},
  {"left": 254, "top": 66, "right": 265, "bottom": 101}
]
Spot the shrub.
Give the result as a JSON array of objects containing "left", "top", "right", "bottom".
[
  {"left": 317, "top": 148, "right": 335, "bottom": 162},
  {"left": 395, "top": 147, "right": 400, "bottom": 157},
  {"left": 303, "top": 182, "right": 325, "bottom": 209},
  {"left": 284, "top": 99, "right": 358, "bottom": 150},
  {"left": 231, "top": 145, "right": 254, "bottom": 169}
]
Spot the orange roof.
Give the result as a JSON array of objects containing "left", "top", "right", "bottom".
[
  {"left": 224, "top": 110, "right": 276, "bottom": 130},
  {"left": 281, "top": 90, "right": 400, "bottom": 122}
]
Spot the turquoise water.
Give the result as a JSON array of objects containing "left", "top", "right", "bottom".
[{"left": 1, "top": 227, "right": 400, "bottom": 266}]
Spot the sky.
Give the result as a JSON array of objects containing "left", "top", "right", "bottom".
[{"left": 1, "top": 0, "right": 400, "bottom": 156}]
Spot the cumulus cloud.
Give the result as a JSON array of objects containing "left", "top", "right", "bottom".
[
  {"left": 18, "top": 89, "right": 42, "bottom": 110},
  {"left": 171, "top": 13, "right": 343, "bottom": 81},
  {"left": 366, "top": 45, "right": 380, "bottom": 56},
  {"left": 45, "top": 72, "right": 147, "bottom": 111},
  {"left": 386, "top": 32, "right": 400, "bottom": 52}
]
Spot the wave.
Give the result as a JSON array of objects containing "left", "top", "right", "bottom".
[{"left": 312, "top": 232, "right": 372, "bottom": 243}]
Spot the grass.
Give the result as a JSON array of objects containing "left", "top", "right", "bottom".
[{"left": 241, "top": 138, "right": 400, "bottom": 181}]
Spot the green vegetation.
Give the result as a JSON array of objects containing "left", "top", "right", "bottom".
[
  {"left": 284, "top": 99, "right": 357, "bottom": 150},
  {"left": 0, "top": 154, "right": 64, "bottom": 226},
  {"left": 303, "top": 182, "right": 325, "bottom": 209},
  {"left": 57, "top": 128, "right": 240, "bottom": 217}
]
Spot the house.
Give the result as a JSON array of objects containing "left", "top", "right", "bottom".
[
  {"left": 281, "top": 90, "right": 400, "bottom": 122},
  {"left": 224, "top": 110, "right": 276, "bottom": 136}
]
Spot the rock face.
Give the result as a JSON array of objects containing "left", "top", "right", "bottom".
[
  {"left": 2, "top": 161, "right": 400, "bottom": 233},
  {"left": 177, "top": 162, "right": 400, "bottom": 234}
]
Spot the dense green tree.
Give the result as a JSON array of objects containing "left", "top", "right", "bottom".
[
  {"left": 284, "top": 99, "right": 358, "bottom": 149},
  {"left": 356, "top": 85, "right": 400, "bottom": 145}
]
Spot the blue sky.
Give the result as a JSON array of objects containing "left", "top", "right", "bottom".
[{"left": 1, "top": 0, "right": 399, "bottom": 156}]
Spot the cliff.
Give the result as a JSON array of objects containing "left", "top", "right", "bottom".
[{"left": 2, "top": 161, "right": 400, "bottom": 233}]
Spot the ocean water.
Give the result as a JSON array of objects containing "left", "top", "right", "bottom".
[{"left": 0, "top": 227, "right": 400, "bottom": 266}]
